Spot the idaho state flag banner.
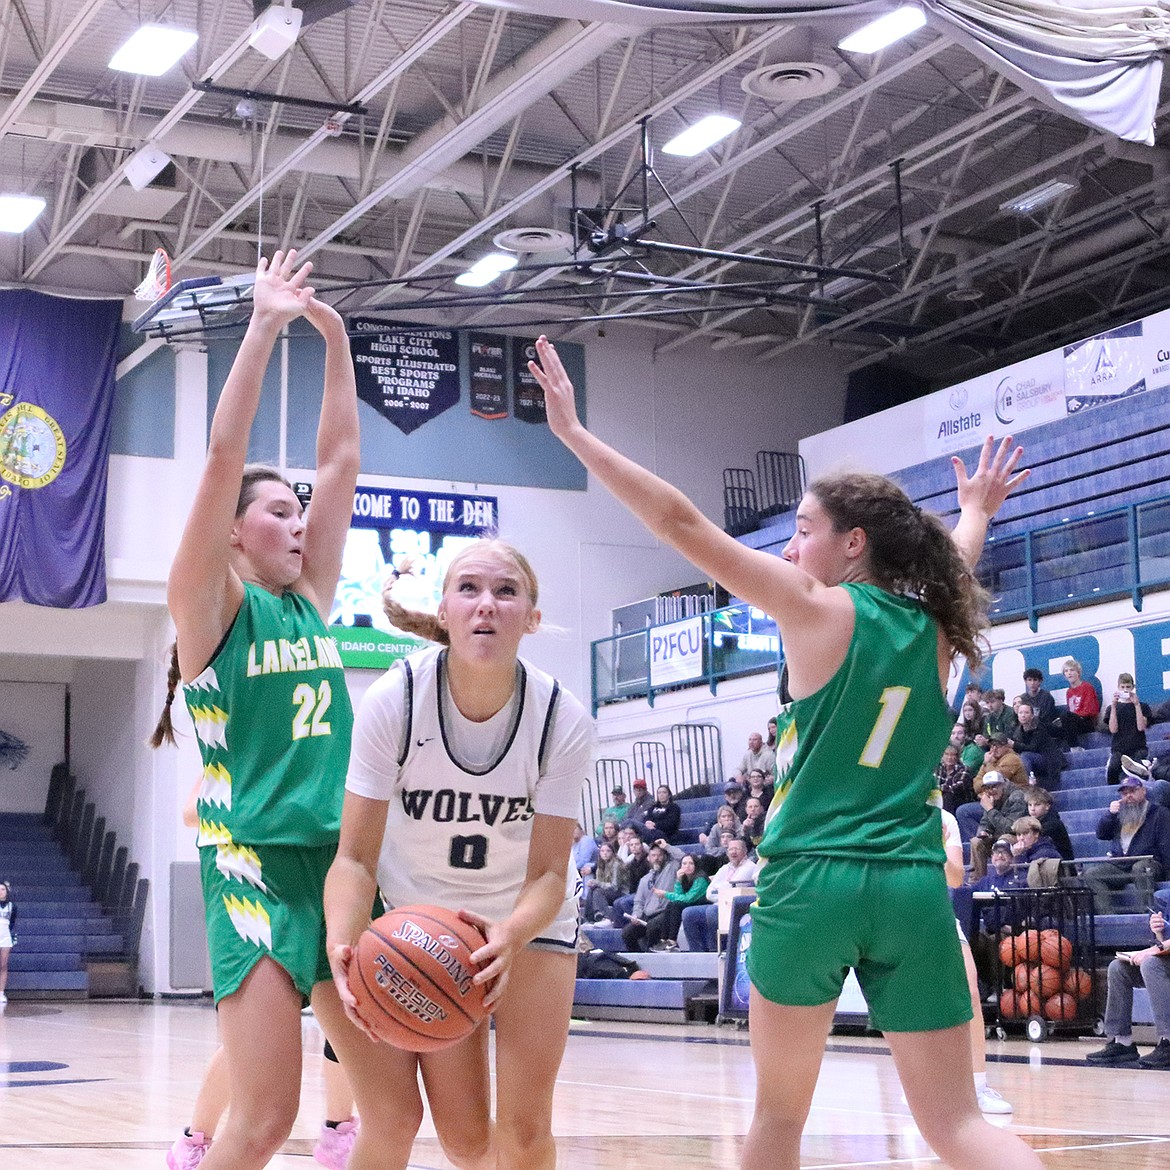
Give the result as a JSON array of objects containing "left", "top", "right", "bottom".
[{"left": 0, "top": 290, "right": 121, "bottom": 607}]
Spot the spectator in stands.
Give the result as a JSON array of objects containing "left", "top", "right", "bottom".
[
  {"left": 745, "top": 767, "right": 774, "bottom": 809},
  {"left": 1012, "top": 699, "right": 1063, "bottom": 788},
  {"left": 1103, "top": 673, "right": 1152, "bottom": 785},
  {"left": 765, "top": 716, "right": 779, "bottom": 751},
  {"left": 971, "top": 841, "right": 1026, "bottom": 896},
  {"left": 699, "top": 804, "right": 742, "bottom": 856},
  {"left": 597, "top": 818, "right": 620, "bottom": 851},
  {"left": 981, "top": 689, "right": 1018, "bottom": 745},
  {"left": 598, "top": 785, "right": 632, "bottom": 832},
  {"left": 1025, "top": 787, "right": 1073, "bottom": 861},
  {"left": 737, "top": 732, "right": 775, "bottom": 784},
  {"left": 584, "top": 842, "right": 629, "bottom": 924},
  {"left": 682, "top": 837, "right": 758, "bottom": 953},
  {"left": 621, "top": 841, "right": 682, "bottom": 952},
  {"left": 616, "top": 825, "right": 639, "bottom": 864},
  {"left": 741, "top": 796, "right": 766, "bottom": 849},
  {"left": 1022, "top": 668, "right": 1058, "bottom": 732},
  {"left": 606, "top": 836, "right": 650, "bottom": 927},
  {"left": 621, "top": 778, "right": 655, "bottom": 830},
  {"left": 572, "top": 823, "right": 599, "bottom": 878},
  {"left": 1086, "top": 910, "right": 1170, "bottom": 1069},
  {"left": 723, "top": 779, "right": 749, "bottom": 823},
  {"left": 964, "top": 774, "right": 1030, "bottom": 875},
  {"left": 1008, "top": 816, "right": 1063, "bottom": 886},
  {"left": 647, "top": 854, "right": 710, "bottom": 951},
  {"left": 639, "top": 785, "right": 681, "bottom": 844},
  {"left": 972, "top": 735, "right": 1028, "bottom": 792},
  {"left": 953, "top": 681, "right": 984, "bottom": 721},
  {"left": 969, "top": 841, "right": 1028, "bottom": 980},
  {"left": 951, "top": 719, "right": 985, "bottom": 773},
  {"left": 0, "top": 881, "right": 14, "bottom": 1005},
  {"left": 935, "top": 744, "right": 974, "bottom": 813},
  {"left": 1084, "top": 775, "right": 1170, "bottom": 914},
  {"left": 1059, "top": 657, "right": 1101, "bottom": 747}
]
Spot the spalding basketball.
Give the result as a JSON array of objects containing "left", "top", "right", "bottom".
[
  {"left": 1044, "top": 992, "right": 1078, "bottom": 1021},
  {"left": 1029, "top": 964, "right": 1063, "bottom": 999},
  {"left": 1040, "top": 932, "right": 1073, "bottom": 972},
  {"left": 349, "top": 905, "right": 488, "bottom": 1052},
  {"left": 1063, "top": 967, "right": 1092, "bottom": 1000}
]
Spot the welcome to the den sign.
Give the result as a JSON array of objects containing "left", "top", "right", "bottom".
[{"left": 649, "top": 616, "right": 705, "bottom": 687}]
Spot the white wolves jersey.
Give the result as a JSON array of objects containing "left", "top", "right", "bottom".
[{"left": 347, "top": 646, "right": 594, "bottom": 949}]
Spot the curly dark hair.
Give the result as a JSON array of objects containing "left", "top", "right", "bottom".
[{"left": 809, "top": 472, "right": 990, "bottom": 671}]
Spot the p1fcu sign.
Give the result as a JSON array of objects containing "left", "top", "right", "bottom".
[{"left": 649, "top": 616, "right": 704, "bottom": 687}]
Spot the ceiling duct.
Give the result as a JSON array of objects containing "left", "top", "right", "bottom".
[{"left": 741, "top": 62, "right": 840, "bottom": 103}]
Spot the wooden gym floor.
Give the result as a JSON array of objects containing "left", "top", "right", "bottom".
[{"left": 0, "top": 999, "right": 1162, "bottom": 1168}]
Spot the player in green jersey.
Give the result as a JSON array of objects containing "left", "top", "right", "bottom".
[
  {"left": 151, "top": 250, "right": 360, "bottom": 1170},
  {"left": 530, "top": 336, "right": 1042, "bottom": 1170}
]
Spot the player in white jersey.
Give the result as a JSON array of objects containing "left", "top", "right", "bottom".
[{"left": 319, "top": 539, "right": 594, "bottom": 1170}]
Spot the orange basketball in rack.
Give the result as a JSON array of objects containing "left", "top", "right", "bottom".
[
  {"left": 1043, "top": 992, "right": 1078, "bottom": 1021},
  {"left": 1029, "top": 964, "right": 1063, "bottom": 1000},
  {"left": 998, "top": 936, "right": 1016, "bottom": 968},
  {"left": 1063, "top": 968, "right": 1092, "bottom": 1000},
  {"left": 1039, "top": 931, "right": 1073, "bottom": 971},
  {"left": 1015, "top": 929, "right": 1042, "bottom": 964},
  {"left": 1013, "top": 964, "right": 1033, "bottom": 994},
  {"left": 348, "top": 905, "right": 488, "bottom": 1052}
]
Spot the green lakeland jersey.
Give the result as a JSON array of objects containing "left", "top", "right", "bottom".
[
  {"left": 183, "top": 583, "right": 353, "bottom": 848},
  {"left": 759, "top": 583, "right": 953, "bottom": 865}
]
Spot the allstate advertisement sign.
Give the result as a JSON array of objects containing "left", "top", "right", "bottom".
[
  {"left": 924, "top": 349, "right": 1063, "bottom": 455},
  {"left": 649, "top": 616, "right": 704, "bottom": 687}
]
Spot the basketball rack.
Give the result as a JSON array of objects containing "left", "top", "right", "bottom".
[{"left": 133, "top": 116, "right": 910, "bottom": 343}]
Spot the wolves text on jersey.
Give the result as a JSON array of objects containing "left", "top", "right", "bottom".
[{"left": 400, "top": 788, "right": 533, "bottom": 826}]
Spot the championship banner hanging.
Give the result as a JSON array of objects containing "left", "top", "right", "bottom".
[
  {"left": 469, "top": 333, "right": 508, "bottom": 420},
  {"left": 350, "top": 319, "right": 460, "bottom": 435},
  {"left": 512, "top": 338, "right": 548, "bottom": 425},
  {"left": 0, "top": 290, "right": 121, "bottom": 608}
]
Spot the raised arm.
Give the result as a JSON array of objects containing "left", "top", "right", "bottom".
[
  {"left": 528, "top": 336, "right": 826, "bottom": 629},
  {"left": 166, "top": 251, "right": 315, "bottom": 678},
  {"left": 294, "top": 298, "right": 361, "bottom": 619},
  {"left": 950, "top": 435, "right": 1029, "bottom": 570}
]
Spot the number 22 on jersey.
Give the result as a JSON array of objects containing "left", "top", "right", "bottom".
[
  {"left": 292, "top": 680, "right": 333, "bottom": 740},
  {"left": 859, "top": 686, "right": 910, "bottom": 768}
]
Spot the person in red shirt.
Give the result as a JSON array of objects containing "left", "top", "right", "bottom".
[{"left": 1060, "top": 658, "right": 1101, "bottom": 748}]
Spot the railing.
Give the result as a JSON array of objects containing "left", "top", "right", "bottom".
[
  {"left": 591, "top": 601, "right": 781, "bottom": 714},
  {"left": 591, "top": 493, "right": 1170, "bottom": 710},
  {"left": 980, "top": 496, "right": 1170, "bottom": 631}
]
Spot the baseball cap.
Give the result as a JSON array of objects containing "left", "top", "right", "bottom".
[
  {"left": 981, "top": 771, "right": 1004, "bottom": 787},
  {"left": 632, "top": 779, "right": 648, "bottom": 789},
  {"left": 611, "top": 785, "right": 626, "bottom": 796},
  {"left": 991, "top": 839, "right": 1012, "bottom": 854},
  {"left": 724, "top": 780, "right": 743, "bottom": 793},
  {"left": 1118, "top": 774, "right": 1145, "bottom": 789}
]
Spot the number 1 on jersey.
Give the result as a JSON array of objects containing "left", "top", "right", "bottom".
[{"left": 859, "top": 686, "right": 910, "bottom": 768}]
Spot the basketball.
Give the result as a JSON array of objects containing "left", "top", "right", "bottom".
[
  {"left": 1013, "top": 963, "right": 1033, "bottom": 994},
  {"left": 1039, "top": 930, "right": 1072, "bottom": 971},
  {"left": 999, "top": 989, "right": 1021, "bottom": 1019},
  {"left": 630, "top": 969, "right": 651, "bottom": 980},
  {"left": 349, "top": 905, "right": 488, "bottom": 1051},
  {"left": 1015, "top": 929, "right": 1042, "bottom": 964},
  {"left": 998, "top": 936, "right": 1016, "bottom": 968},
  {"left": 1043, "top": 992, "right": 1078, "bottom": 1021},
  {"left": 1029, "top": 963, "right": 1063, "bottom": 999},
  {"left": 1063, "top": 967, "right": 1092, "bottom": 1000}
]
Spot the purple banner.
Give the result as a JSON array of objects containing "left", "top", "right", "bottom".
[{"left": 0, "top": 291, "right": 121, "bottom": 607}]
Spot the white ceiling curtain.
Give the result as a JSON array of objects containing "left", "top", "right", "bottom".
[{"left": 486, "top": 0, "right": 1170, "bottom": 142}]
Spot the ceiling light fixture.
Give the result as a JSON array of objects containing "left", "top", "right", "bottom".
[
  {"left": 0, "top": 195, "right": 46, "bottom": 234},
  {"left": 109, "top": 25, "right": 198, "bottom": 76},
  {"left": 838, "top": 6, "right": 926, "bottom": 54},
  {"left": 455, "top": 253, "right": 519, "bottom": 287},
  {"left": 999, "top": 179, "right": 1078, "bottom": 216},
  {"left": 662, "top": 115, "right": 741, "bottom": 157}
]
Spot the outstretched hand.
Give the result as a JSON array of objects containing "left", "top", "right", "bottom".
[
  {"left": 527, "top": 335, "right": 583, "bottom": 441},
  {"left": 953, "top": 435, "right": 1029, "bottom": 520},
  {"left": 252, "top": 249, "right": 315, "bottom": 328}
]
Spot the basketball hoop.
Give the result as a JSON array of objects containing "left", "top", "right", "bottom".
[{"left": 134, "top": 247, "right": 172, "bottom": 303}]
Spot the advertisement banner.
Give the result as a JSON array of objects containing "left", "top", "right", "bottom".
[
  {"left": 330, "top": 486, "right": 498, "bottom": 669},
  {"left": 512, "top": 338, "right": 548, "bottom": 424},
  {"left": 350, "top": 319, "right": 460, "bottom": 435},
  {"left": 1064, "top": 321, "right": 1145, "bottom": 414},
  {"left": 649, "top": 616, "right": 704, "bottom": 687},
  {"left": 469, "top": 333, "right": 508, "bottom": 420}
]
